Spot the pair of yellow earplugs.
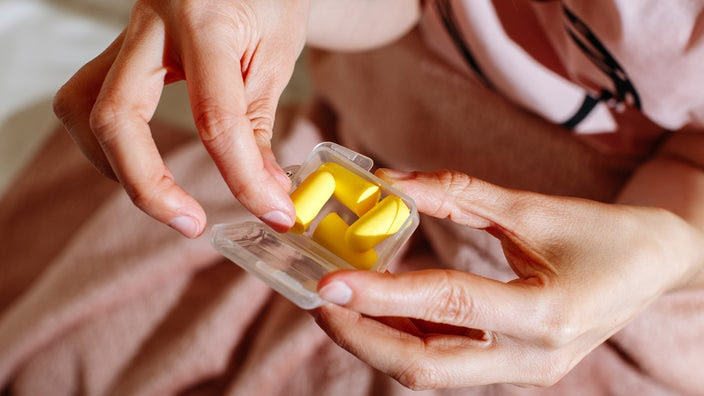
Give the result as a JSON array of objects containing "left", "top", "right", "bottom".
[{"left": 289, "top": 162, "right": 410, "bottom": 269}]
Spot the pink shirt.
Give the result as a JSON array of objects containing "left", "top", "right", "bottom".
[{"left": 421, "top": 0, "right": 704, "bottom": 156}]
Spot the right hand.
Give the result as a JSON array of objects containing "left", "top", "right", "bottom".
[
  {"left": 53, "top": 0, "right": 310, "bottom": 237},
  {"left": 313, "top": 169, "right": 704, "bottom": 389}
]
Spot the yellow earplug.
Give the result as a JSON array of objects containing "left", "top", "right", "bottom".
[
  {"left": 320, "top": 162, "right": 380, "bottom": 216},
  {"left": 289, "top": 169, "right": 336, "bottom": 234},
  {"left": 312, "top": 212, "right": 378, "bottom": 270},
  {"left": 346, "top": 195, "right": 410, "bottom": 251}
]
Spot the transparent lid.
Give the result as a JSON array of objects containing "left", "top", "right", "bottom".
[{"left": 210, "top": 142, "right": 419, "bottom": 309}]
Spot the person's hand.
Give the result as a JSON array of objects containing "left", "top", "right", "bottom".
[
  {"left": 53, "top": 0, "right": 310, "bottom": 237},
  {"left": 313, "top": 169, "right": 704, "bottom": 389}
]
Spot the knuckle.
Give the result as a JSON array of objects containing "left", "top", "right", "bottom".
[
  {"left": 224, "top": 178, "right": 249, "bottom": 202},
  {"left": 425, "top": 271, "right": 475, "bottom": 326},
  {"left": 532, "top": 293, "right": 581, "bottom": 349},
  {"left": 177, "top": 0, "right": 256, "bottom": 43},
  {"left": 248, "top": 98, "right": 276, "bottom": 142},
  {"left": 172, "top": 0, "right": 205, "bottom": 26},
  {"left": 314, "top": 307, "right": 362, "bottom": 356},
  {"left": 53, "top": 85, "right": 77, "bottom": 127},
  {"left": 505, "top": 193, "right": 535, "bottom": 219},
  {"left": 54, "top": 78, "right": 97, "bottom": 133},
  {"left": 533, "top": 353, "right": 571, "bottom": 387},
  {"left": 89, "top": 98, "right": 124, "bottom": 144},
  {"left": 124, "top": 183, "right": 155, "bottom": 211},
  {"left": 130, "top": 0, "right": 155, "bottom": 21},
  {"left": 540, "top": 314, "right": 580, "bottom": 349},
  {"left": 252, "top": 127, "right": 273, "bottom": 148},
  {"left": 193, "top": 100, "right": 241, "bottom": 148},
  {"left": 394, "top": 360, "right": 442, "bottom": 391},
  {"left": 435, "top": 170, "right": 475, "bottom": 197},
  {"left": 124, "top": 173, "right": 174, "bottom": 212},
  {"left": 54, "top": 84, "right": 118, "bottom": 181},
  {"left": 429, "top": 170, "right": 479, "bottom": 222}
]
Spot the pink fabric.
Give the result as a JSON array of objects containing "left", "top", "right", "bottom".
[
  {"left": 421, "top": 0, "right": 704, "bottom": 155},
  {"left": 1, "top": 28, "right": 703, "bottom": 395}
]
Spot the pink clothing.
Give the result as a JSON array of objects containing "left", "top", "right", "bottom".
[
  {"left": 2, "top": 3, "right": 704, "bottom": 395},
  {"left": 422, "top": 0, "right": 704, "bottom": 155}
]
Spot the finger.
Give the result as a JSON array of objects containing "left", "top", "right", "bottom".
[
  {"left": 180, "top": 26, "right": 295, "bottom": 232},
  {"left": 377, "top": 169, "right": 533, "bottom": 230},
  {"left": 376, "top": 316, "right": 424, "bottom": 337},
  {"left": 261, "top": 144, "right": 292, "bottom": 191},
  {"left": 244, "top": 47, "right": 298, "bottom": 193},
  {"left": 315, "top": 304, "right": 515, "bottom": 389},
  {"left": 318, "top": 269, "right": 544, "bottom": 338},
  {"left": 376, "top": 169, "right": 608, "bottom": 263},
  {"left": 90, "top": 14, "right": 206, "bottom": 238},
  {"left": 53, "top": 31, "right": 127, "bottom": 179},
  {"left": 375, "top": 168, "right": 573, "bottom": 239}
]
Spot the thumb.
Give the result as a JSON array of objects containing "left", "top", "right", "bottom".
[{"left": 316, "top": 269, "right": 540, "bottom": 338}]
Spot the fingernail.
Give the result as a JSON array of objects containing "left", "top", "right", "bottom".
[
  {"left": 318, "top": 281, "right": 352, "bottom": 305},
  {"left": 168, "top": 215, "right": 200, "bottom": 238},
  {"left": 261, "top": 210, "right": 294, "bottom": 229},
  {"left": 378, "top": 168, "right": 414, "bottom": 181}
]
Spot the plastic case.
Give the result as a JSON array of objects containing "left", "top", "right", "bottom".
[{"left": 210, "top": 142, "right": 419, "bottom": 309}]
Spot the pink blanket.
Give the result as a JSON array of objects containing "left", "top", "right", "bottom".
[{"left": 1, "top": 29, "right": 703, "bottom": 395}]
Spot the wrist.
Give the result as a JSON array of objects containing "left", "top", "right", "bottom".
[
  {"left": 650, "top": 207, "right": 704, "bottom": 291},
  {"left": 682, "top": 226, "right": 704, "bottom": 289},
  {"left": 677, "top": 229, "right": 704, "bottom": 290},
  {"left": 616, "top": 132, "right": 704, "bottom": 291}
]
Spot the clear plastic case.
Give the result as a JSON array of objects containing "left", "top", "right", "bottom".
[{"left": 210, "top": 142, "right": 419, "bottom": 309}]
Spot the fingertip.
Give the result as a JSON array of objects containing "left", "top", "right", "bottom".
[
  {"left": 260, "top": 209, "right": 294, "bottom": 232},
  {"left": 168, "top": 215, "right": 202, "bottom": 238},
  {"left": 317, "top": 270, "right": 390, "bottom": 307},
  {"left": 318, "top": 269, "right": 356, "bottom": 287},
  {"left": 375, "top": 168, "right": 415, "bottom": 182},
  {"left": 165, "top": 201, "right": 207, "bottom": 238},
  {"left": 220, "top": 166, "right": 295, "bottom": 232},
  {"left": 230, "top": 171, "right": 294, "bottom": 232},
  {"left": 318, "top": 280, "right": 353, "bottom": 305}
]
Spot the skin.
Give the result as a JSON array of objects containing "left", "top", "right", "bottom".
[
  {"left": 53, "top": 0, "right": 419, "bottom": 237},
  {"left": 315, "top": 161, "right": 704, "bottom": 388},
  {"left": 54, "top": 0, "right": 704, "bottom": 390}
]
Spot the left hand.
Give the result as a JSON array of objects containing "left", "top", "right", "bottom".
[
  {"left": 53, "top": 0, "right": 312, "bottom": 237},
  {"left": 313, "top": 169, "right": 704, "bottom": 389}
]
